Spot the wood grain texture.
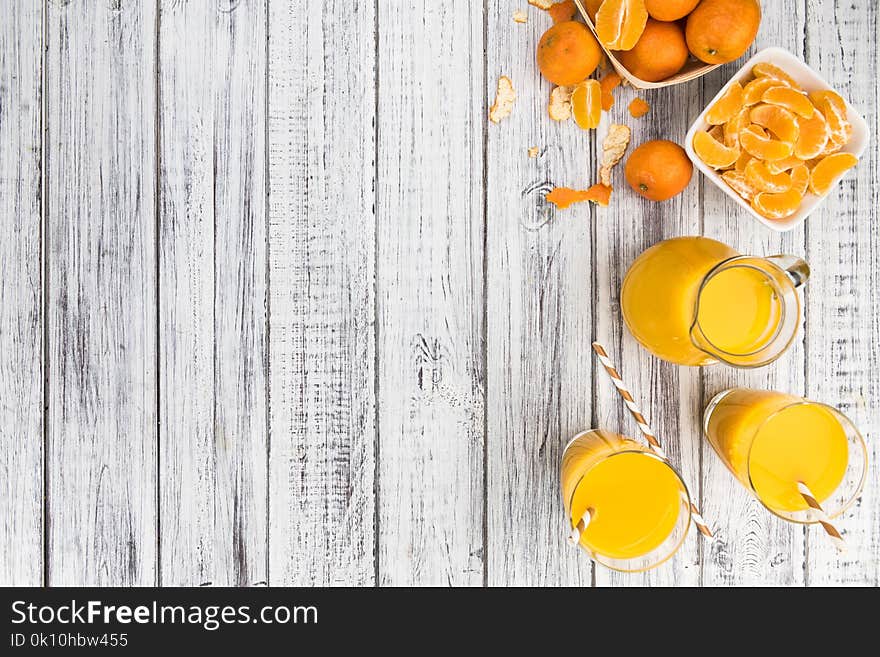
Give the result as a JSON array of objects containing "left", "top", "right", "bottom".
[
  {"left": 267, "top": 0, "right": 377, "bottom": 586},
  {"left": 158, "top": 0, "right": 268, "bottom": 587},
  {"left": 699, "top": 4, "right": 808, "bottom": 586},
  {"left": 485, "top": 4, "right": 593, "bottom": 586},
  {"left": 376, "top": 1, "right": 484, "bottom": 586},
  {"left": 593, "top": 86, "right": 703, "bottom": 587},
  {"left": 0, "top": 0, "right": 43, "bottom": 586},
  {"left": 803, "top": 0, "right": 879, "bottom": 585},
  {"left": 45, "top": 0, "right": 157, "bottom": 586}
]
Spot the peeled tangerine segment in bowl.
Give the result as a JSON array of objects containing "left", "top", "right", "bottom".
[
  {"left": 693, "top": 130, "right": 740, "bottom": 169},
  {"left": 794, "top": 110, "right": 830, "bottom": 160},
  {"left": 810, "top": 90, "right": 852, "bottom": 153},
  {"left": 765, "top": 155, "right": 801, "bottom": 174},
  {"left": 752, "top": 62, "right": 802, "bottom": 90},
  {"left": 739, "top": 124, "right": 794, "bottom": 161},
  {"left": 744, "top": 159, "right": 792, "bottom": 193},
  {"left": 722, "top": 170, "right": 758, "bottom": 201},
  {"left": 724, "top": 107, "right": 751, "bottom": 147},
  {"left": 572, "top": 79, "right": 602, "bottom": 130},
  {"left": 790, "top": 164, "right": 810, "bottom": 196},
  {"left": 706, "top": 82, "right": 743, "bottom": 125},
  {"left": 751, "top": 188, "right": 803, "bottom": 220},
  {"left": 809, "top": 152, "right": 858, "bottom": 196},
  {"left": 742, "top": 77, "right": 790, "bottom": 106},
  {"left": 750, "top": 104, "right": 799, "bottom": 143},
  {"left": 762, "top": 86, "right": 814, "bottom": 118},
  {"left": 595, "top": 0, "right": 648, "bottom": 51}
]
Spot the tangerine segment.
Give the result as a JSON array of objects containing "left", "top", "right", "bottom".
[
  {"left": 739, "top": 124, "right": 794, "bottom": 161},
  {"left": 811, "top": 92, "right": 851, "bottom": 153},
  {"left": 762, "top": 86, "right": 814, "bottom": 118},
  {"left": 765, "top": 155, "right": 801, "bottom": 174},
  {"left": 793, "top": 110, "right": 829, "bottom": 161},
  {"left": 692, "top": 130, "right": 740, "bottom": 169},
  {"left": 744, "top": 159, "right": 792, "bottom": 193},
  {"left": 734, "top": 152, "right": 752, "bottom": 171},
  {"left": 790, "top": 164, "right": 810, "bottom": 196},
  {"left": 723, "top": 107, "right": 751, "bottom": 147},
  {"left": 742, "top": 77, "right": 788, "bottom": 106},
  {"left": 546, "top": 183, "right": 613, "bottom": 208},
  {"left": 750, "top": 104, "right": 799, "bottom": 143},
  {"left": 751, "top": 189, "right": 803, "bottom": 220},
  {"left": 809, "top": 152, "right": 858, "bottom": 196},
  {"left": 752, "top": 62, "right": 801, "bottom": 90},
  {"left": 706, "top": 82, "right": 744, "bottom": 125},
  {"left": 595, "top": 0, "right": 649, "bottom": 51},
  {"left": 571, "top": 79, "right": 602, "bottom": 129},
  {"left": 600, "top": 71, "right": 622, "bottom": 110},
  {"left": 722, "top": 170, "right": 758, "bottom": 201},
  {"left": 628, "top": 97, "right": 651, "bottom": 118}
]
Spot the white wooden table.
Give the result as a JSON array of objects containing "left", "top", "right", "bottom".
[{"left": 0, "top": 0, "right": 876, "bottom": 587}]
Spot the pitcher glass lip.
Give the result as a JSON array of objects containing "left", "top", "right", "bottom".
[
  {"left": 743, "top": 400, "right": 869, "bottom": 523},
  {"left": 563, "top": 431, "right": 692, "bottom": 573},
  {"left": 689, "top": 255, "right": 799, "bottom": 369}
]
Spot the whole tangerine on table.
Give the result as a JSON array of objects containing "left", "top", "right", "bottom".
[
  {"left": 616, "top": 18, "right": 690, "bottom": 82},
  {"left": 537, "top": 21, "right": 602, "bottom": 86},
  {"left": 644, "top": 0, "right": 701, "bottom": 22},
  {"left": 625, "top": 140, "right": 694, "bottom": 201},
  {"left": 686, "top": 0, "right": 762, "bottom": 64}
]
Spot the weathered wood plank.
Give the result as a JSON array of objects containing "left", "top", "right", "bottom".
[
  {"left": 485, "top": 5, "right": 593, "bottom": 586},
  {"left": 699, "top": 3, "right": 808, "bottom": 586},
  {"left": 158, "top": 0, "right": 268, "bottom": 586},
  {"left": 803, "top": 0, "right": 879, "bottom": 585},
  {"left": 593, "top": 88, "right": 703, "bottom": 587},
  {"left": 0, "top": 0, "right": 43, "bottom": 586},
  {"left": 267, "top": 0, "right": 376, "bottom": 586},
  {"left": 376, "top": 1, "right": 484, "bottom": 586},
  {"left": 45, "top": 0, "right": 157, "bottom": 585}
]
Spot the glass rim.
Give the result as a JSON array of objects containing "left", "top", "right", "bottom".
[
  {"left": 741, "top": 399, "right": 869, "bottom": 523},
  {"left": 564, "top": 430, "right": 693, "bottom": 572},
  {"left": 690, "top": 256, "right": 799, "bottom": 368}
]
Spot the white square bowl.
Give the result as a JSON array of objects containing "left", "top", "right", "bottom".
[{"left": 685, "top": 46, "right": 870, "bottom": 232}]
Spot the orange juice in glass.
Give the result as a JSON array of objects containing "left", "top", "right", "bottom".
[
  {"left": 561, "top": 429, "right": 692, "bottom": 571},
  {"left": 703, "top": 388, "right": 867, "bottom": 522},
  {"left": 621, "top": 237, "right": 810, "bottom": 367}
]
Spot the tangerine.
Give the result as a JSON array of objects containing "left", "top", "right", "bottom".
[
  {"left": 793, "top": 110, "right": 829, "bottom": 160},
  {"left": 752, "top": 62, "right": 801, "bottom": 89},
  {"left": 744, "top": 159, "right": 792, "bottom": 193},
  {"left": 571, "top": 79, "right": 603, "bottom": 129},
  {"left": 685, "top": 0, "right": 761, "bottom": 64},
  {"left": 751, "top": 189, "right": 802, "bottom": 220},
  {"left": 644, "top": 0, "right": 700, "bottom": 22},
  {"left": 742, "top": 77, "right": 788, "bottom": 106},
  {"left": 537, "top": 21, "right": 603, "bottom": 86},
  {"left": 625, "top": 139, "right": 693, "bottom": 201},
  {"left": 762, "top": 86, "right": 814, "bottom": 118},
  {"left": 583, "top": 0, "right": 604, "bottom": 21},
  {"left": 809, "top": 152, "right": 858, "bottom": 196},
  {"left": 722, "top": 170, "right": 758, "bottom": 201},
  {"left": 692, "top": 130, "right": 740, "bottom": 169},
  {"left": 739, "top": 124, "right": 793, "bottom": 161},
  {"left": 705, "top": 82, "right": 744, "bottom": 125},
  {"left": 595, "top": 0, "right": 649, "bottom": 51},
  {"left": 617, "top": 19, "right": 689, "bottom": 82},
  {"left": 790, "top": 164, "right": 810, "bottom": 196},
  {"left": 750, "top": 104, "right": 799, "bottom": 143}
]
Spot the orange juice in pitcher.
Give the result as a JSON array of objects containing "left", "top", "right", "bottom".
[{"left": 621, "top": 237, "right": 809, "bottom": 367}]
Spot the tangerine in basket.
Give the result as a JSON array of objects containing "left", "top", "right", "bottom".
[
  {"left": 751, "top": 188, "right": 803, "bottom": 220},
  {"left": 744, "top": 159, "right": 792, "bottom": 193},
  {"left": 595, "top": 0, "right": 649, "bottom": 51},
  {"left": 571, "top": 79, "right": 603, "bottom": 129},
  {"left": 809, "top": 152, "right": 858, "bottom": 196},
  {"left": 749, "top": 104, "right": 799, "bottom": 143},
  {"left": 794, "top": 110, "right": 829, "bottom": 160},
  {"left": 692, "top": 130, "right": 740, "bottom": 169},
  {"left": 739, "top": 124, "right": 793, "bottom": 161},
  {"left": 625, "top": 140, "right": 693, "bottom": 201},
  {"left": 705, "top": 82, "right": 743, "bottom": 125},
  {"left": 685, "top": 0, "right": 761, "bottom": 64},
  {"left": 616, "top": 18, "right": 689, "bottom": 82},
  {"left": 762, "top": 86, "right": 814, "bottom": 118},
  {"left": 644, "top": 0, "right": 700, "bottom": 22},
  {"left": 537, "top": 21, "right": 602, "bottom": 86}
]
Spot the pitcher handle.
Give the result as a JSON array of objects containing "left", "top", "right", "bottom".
[{"left": 766, "top": 254, "right": 810, "bottom": 289}]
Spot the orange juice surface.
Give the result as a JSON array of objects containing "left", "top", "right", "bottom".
[
  {"left": 696, "top": 266, "right": 782, "bottom": 356},
  {"left": 569, "top": 451, "right": 684, "bottom": 560},
  {"left": 706, "top": 391, "right": 849, "bottom": 512}
]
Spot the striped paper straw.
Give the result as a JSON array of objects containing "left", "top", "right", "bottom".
[
  {"left": 567, "top": 508, "right": 593, "bottom": 546},
  {"left": 798, "top": 482, "right": 847, "bottom": 554},
  {"left": 592, "top": 341, "right": 714, "bottom": 540}
]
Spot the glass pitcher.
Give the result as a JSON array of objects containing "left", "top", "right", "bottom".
[{"left": 620, "top": 236, "right": 810, "bottom": 367}]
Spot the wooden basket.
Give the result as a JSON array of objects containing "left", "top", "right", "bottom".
[{"left": 573, "top": 0, "right": 720, "bottom": 89}]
